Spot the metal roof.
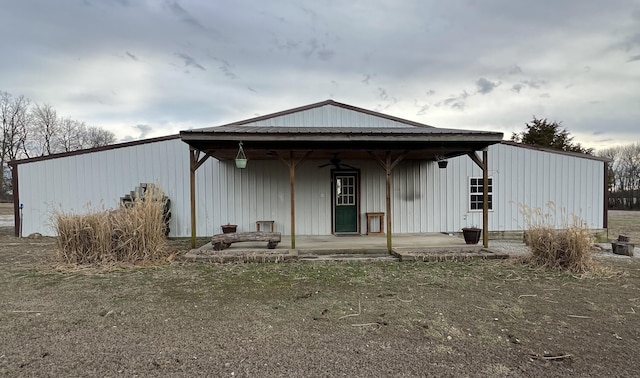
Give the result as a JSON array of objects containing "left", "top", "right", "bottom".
[{"left": 187, "top": 125, "right": 496, "bottom": 135}]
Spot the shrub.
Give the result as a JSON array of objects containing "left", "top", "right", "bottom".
[
  {"left": 520, "top": 203, "right": 595, "bottom": 273},
  {"left": 54, "top": 186, "right": 169, "bottom": 265}
]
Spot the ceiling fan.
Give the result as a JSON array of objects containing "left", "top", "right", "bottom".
[{"left": 318, "top": 154, "right": 358, "bottom": 170}]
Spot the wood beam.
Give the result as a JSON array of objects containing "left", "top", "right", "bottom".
[
  {"left": 276, "top": 151, "right": 312, "bottom": 249},
  {"left": 367, "top": 150, "right": 407, "bottom": 253},
  {"left": 482, "top": 150, "right": 489, "bottom": 248},
  {"left": 189, "top": 148, "right": 211, "bottom": 249},
  {"left": 390, "top": 150, "right": 409, "bottom": 170},
  {"left": 385, "top": 152, "right": 392, "bottom": 253},
  {"left": 289, "top": 152, "right": 296, "bottom": 249},
  {"left": 603, "top": 161, "right": 609, "bottom": 231},
  {"left": 467, "top": 151, "right": 484, "bottom": 170},
  {"left": 367, "top": 151, "right": 387, "bottom": 170},
  {"left": 10, "top": 163, "right": 20, "bottom": 237}
]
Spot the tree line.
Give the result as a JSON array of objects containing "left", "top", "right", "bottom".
[
  {"left": 599, "top": 144, "right": 640, "bottom": 210},
  {"left": 1, "top": 91, "right": 117, "bottom": 200}
]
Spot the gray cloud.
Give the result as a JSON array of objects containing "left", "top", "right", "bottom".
[
  {"left": 522, "top": 79, "right": 546, "bottom": 89},
  {"left": 174, "top": 53, "right": 206, "bottom": 71},
  {"left": 125, "top": 51, "right": 138, "bottom": 61},
  {"left": 211, "top": 57, "right": 236, "bottom": 79},
  {"left": 0, "top": 0, "right": 637, "bottom": 148},
  {"left": 508, "top": 64, "right": 523, "bottom": 75},
  {"left": 476, "top": 78, "right": 499, "bottom": 94},
  {"left": 361, "top": 73, "right": 374, "bottom": 84},
  {"left": 511, "top": 83, "right": 524, "bottom": 93},
  {"left": 165, "top": 0, "right": 207, "bottom": 31},
  {"left": 135, "top": 124, "right": 152, "bottom": 139},
  {"left": 317, "top": 49, "right": 335, "bottom": 61}
]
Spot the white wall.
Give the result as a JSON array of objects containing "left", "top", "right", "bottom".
[
  {"left": 16, "top": 140, "right": 605, "bottom": 237},
  {"left": 18, "top": 138, "right": 190, "bottom": 236},
  {"left": 241, "top": 104, "right": 418, "bottom": 128}
]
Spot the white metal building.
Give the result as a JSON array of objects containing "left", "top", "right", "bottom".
[{"left": 10, "top": 100, "right": 607, "bottom": 245}]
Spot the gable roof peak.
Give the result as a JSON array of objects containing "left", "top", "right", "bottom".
[{"left": 224, "top": 99, "right": 434, "bottom": 129}]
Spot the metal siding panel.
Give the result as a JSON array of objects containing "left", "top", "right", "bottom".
[
  {"left": 17, "top": 138, "right": 190, "bottom": 236},
  {"left": 249, "top": 106, "right": 417, "bottom": 128},
  {"left": 492, "top": 144, "right": 604, "bottom": 230},
  {"left": 17, "top": 139, "right": 605, "bottom": 237}
]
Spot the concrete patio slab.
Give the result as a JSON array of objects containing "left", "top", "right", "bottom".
[{"left": 182, "top": 233, "right": 505, "bottom": 263}]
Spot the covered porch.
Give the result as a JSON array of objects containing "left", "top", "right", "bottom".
[{"left": 179, "top": 101, "right": 504, "bottom": 252}]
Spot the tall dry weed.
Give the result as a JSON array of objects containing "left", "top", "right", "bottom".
[
  {"left": 520, "top": 202, "right": 595, "bottom": 273},
  {"left": 54, "top": 186, "right": 169, "bottom": 265}
]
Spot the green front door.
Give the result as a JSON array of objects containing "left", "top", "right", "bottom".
[{"left": 334, "top": 172, "right": 358, "bottom": 233}]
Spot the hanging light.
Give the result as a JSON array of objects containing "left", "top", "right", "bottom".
[
  {"left": 435, "top": 154, "right": 448, "bottom": 169},
  {"left": 235, "top": 141, "right": 247, "bottom": 168}
]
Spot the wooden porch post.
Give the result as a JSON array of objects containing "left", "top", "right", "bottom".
[
  {"left": 385, "top": 152, "right": 392, "bottom": 252},
  {"left": 482, "top": 150, "right": 489, "bottom": 248},
  {"left": 368, "top": 151, "right": 408, "bottom": 253},
  {"left": 467, "top": 150, "right": 489, "bottom": 248},
  {"left": 289, "top": 152, "right": 296, "bottom": 249},
  {"left": 190, "top": 149, "right": 198, "bottom": 249},
  {"left": 277, "top": 151, "right": 312, "bottom": 249},
  {"left": 189, "top": 148, "right": 211, "bottom": 249}
]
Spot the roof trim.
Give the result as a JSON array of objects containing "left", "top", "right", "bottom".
[
  {"left": 8, "top": 134, "right": 181, "bottom": 166},
  {"left": 500, "top": 141, "right": 610, "bottom": 162},
  {"left": 216, "top": 99, "right": 435, "bottom": 128},
  {"left": 180, "top": 125, "right": 504, "bottom": 143}
]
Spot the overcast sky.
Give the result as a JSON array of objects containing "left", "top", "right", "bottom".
[{"left": 1, "top": 0, "right": 639, "bottom": 149}]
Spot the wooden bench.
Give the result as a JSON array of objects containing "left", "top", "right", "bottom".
[{"left": 211, "top": 232, "right": 281, "bottom": 251}]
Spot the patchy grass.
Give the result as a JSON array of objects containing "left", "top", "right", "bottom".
[
  {"left": 608, "top": 210, "right": 640, "bottom": 243},
  {"left": 1, "top": 234, "right": 640, "bottom": 377},
  {"left": 0, "top": 202, "right": 12, "bottom": 216},
  {"left": 0, "top": 209, "right": 639, "bottom": 376}
]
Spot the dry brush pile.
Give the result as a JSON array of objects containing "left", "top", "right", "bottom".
[
  {"left": 520, "top": 203, "right": 595, "bottom": 273},
  {"left": 54, "top": 186, "right": 170, "bottom": 265}
]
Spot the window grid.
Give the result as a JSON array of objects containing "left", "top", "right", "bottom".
[
  {"left": 336, "top": 176, "right": 355, "bottom": 206},
  {"left": 469, "top": 177, "right": 493, "bottom": 211}
]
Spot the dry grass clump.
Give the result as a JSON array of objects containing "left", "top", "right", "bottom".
[
  {"left": 520, "top": 202, "right": 595, "bottom": 273},
  {"left": 54, "top": 187, "right": 169, "bottom": 265}
]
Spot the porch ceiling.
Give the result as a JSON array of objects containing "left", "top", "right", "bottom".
[{"left": 180, "top": 126, "right": 504, "bottom": 161}]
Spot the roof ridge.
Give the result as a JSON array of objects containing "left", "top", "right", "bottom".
[{"left": 216, "top": 99, "right": 434, "bottom": 128}]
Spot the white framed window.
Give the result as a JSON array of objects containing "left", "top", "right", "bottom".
[
  {"left": 336, "top": 175, "right": 356, "bottom": 206},
  {"left": 469, "top": 177, "right": 493, "bottom": 211}
]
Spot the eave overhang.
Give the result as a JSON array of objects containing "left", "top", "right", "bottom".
[{"left": 180, "top": 126, "right": 504, "bottom": 161}]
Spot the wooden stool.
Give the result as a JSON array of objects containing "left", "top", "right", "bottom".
[
  {"left": 365, "top": 212, "right": 384, "bottom": 235},
  {"left": 256, "top": 220, "right": 275, "bottom": 232}
]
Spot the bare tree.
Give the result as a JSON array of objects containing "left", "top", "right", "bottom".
[
  {"left": 0, "top": 91, "right": 31, "bottom": 198},
  {"left": 28, "top": 103, "right": 58, "bottom": 157},
  {"left": 82, "top": 126, "right": 116, "bottom": 148},
  {"left": 56, "top": 117, "right": 87, "bottom": 152}
]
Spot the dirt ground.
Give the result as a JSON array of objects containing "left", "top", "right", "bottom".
[
  {"left": 0, "top": 202, "right": 12, "bottom": 216},
  {"left": 1, "top": 210, "right": 639, "bottom": 377}
]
